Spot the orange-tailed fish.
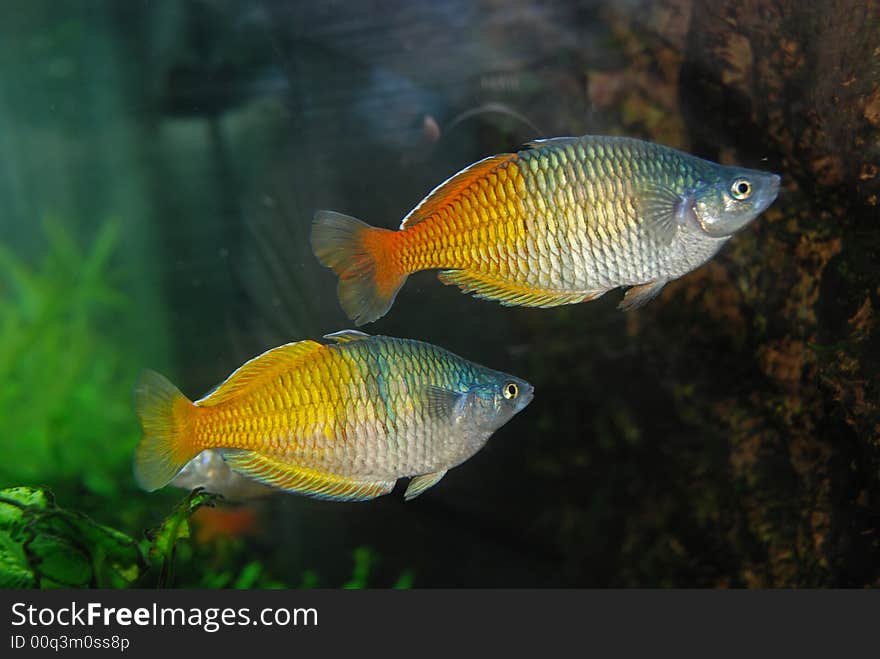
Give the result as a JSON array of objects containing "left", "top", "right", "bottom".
[
  {"left": 311, "top": 134, "right": 781, "bottom": 325},
  {"left": 133, "top": 331, "right": 533, "bottom": 501}
]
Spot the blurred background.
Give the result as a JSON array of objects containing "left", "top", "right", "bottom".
[{"left": 0, "top": 0, "right": 877, "bottom": 588}]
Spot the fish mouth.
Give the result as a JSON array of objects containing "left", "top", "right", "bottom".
[
  {"left": 518, "top": 383, "right": 535, "bottom": 409},
  {"left": 753, "top": 173, "right": 781, "bottom": 215},
  {"left": 766, "top": 173, "right": 781, "bottom": 199}
]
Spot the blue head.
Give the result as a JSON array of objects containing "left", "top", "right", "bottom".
[
  {"left": 464, "top": 369, "right": 534, "bottom": 433},
  {"left": 692, "top": 165, "right": 781, "bottom": 237}
]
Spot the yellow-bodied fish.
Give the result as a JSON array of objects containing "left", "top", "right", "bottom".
[
  {"left": 133, "top": 330, "right": 533, "bottom": 501},
  {"left": 312, "top": 134, "right": 781, "bottom": 325}
]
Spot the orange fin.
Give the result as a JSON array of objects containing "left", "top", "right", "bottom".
[
  {"left": 221, "top": 449, "right": 396, "bottom": 502},
  {"left": 399, "top": 153, "right": 517, "bottom": 229},
  {"left": 197, "top": 340, "right": 323, "bottom": 407},
  {"left": 618, "top": 279, "right": 667, "bottom": 311},
  {"left": 133, "top": 370, "right": 201, "bottom": 491},
  {"left": 311, "top": 211, "right": 406, "bottom": 325},
  {"left": 438, "top": 269, "right": 606, "bottom": 308}
]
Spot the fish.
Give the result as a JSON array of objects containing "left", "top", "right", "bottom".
[
  {"left": 311, "top": 134, "right": 781, "bottom": 325},
  {"left": 133, "top": 330, "right": 533, "bottom": 502},
  {"left": 192, "top": 505, "right": 261, "bottom": 544},
  {"left": 170, "top": 449, "right": 274, "bottom": 501}
]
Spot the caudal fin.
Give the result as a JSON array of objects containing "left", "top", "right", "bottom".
[
  {"left": 133, "top": 370, "right": 201, "bottom": 491},
  {"left": 311, "top": 210, "right": 406, "bottom": 325}
]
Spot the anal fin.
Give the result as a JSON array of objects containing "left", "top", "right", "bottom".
[
  {"left": 618, "top": 279, "right": 667, "bottom": 311},
  {"left": 404, "top": 470, "right": 447, "bottom": 501},
  {"left": 439, "top": 269, "right": 606, "bottom": 309},
  {"left": 221, "top": 449, "right": 395, "bottom": 502}
]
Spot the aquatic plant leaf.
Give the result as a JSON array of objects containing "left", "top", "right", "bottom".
[
  {"left": 145, "top": 488, "right": 221, "bottom": 587},
  {"left": 201, "top": 569, "right": 233, "bottom": 589},
  {"left": 0, "top": 219, "right": 142, "bottom": 505},
  {"left": 26, "top": 534, "right": 92, "bottom": 588},
  {"left": 233, "top": 560, "right": 262, "bottom": 589},
  {"left": 0, "top": 541, "right": 35, "bottom": 588},
  {"left": 393, "top": 569, "right": 415, "bottom": 589},
  {"left": 0, "top": 487, "right": 143, "bottom": 589},
  {"left": 0, "top": 487, "right": 49, "bottom": 525},
  {"left": 343, "top": 546, "right": 377, "bottom": 589},
  {"left": 299, "top": 570, "right": 319, "bottom": 589}
]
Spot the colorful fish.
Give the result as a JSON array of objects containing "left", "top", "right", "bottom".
[
  {"left": 133, "top": 331, "right": 533, "bottom": 501},
  {"left": 170, "top": 449, "right": 274, "bottom": 501},
  {"left": 192, "top": 505, "right": 261, "bottom": 544},
  {"left": 311, "top": 134, "right": 781, "bottom": 325}
]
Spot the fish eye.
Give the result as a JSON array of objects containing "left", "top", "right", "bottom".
[
  {"left": 730, "top": 178, "right": 752, "bottom": 200},
  {"left": 502, "top": 382, "right": 519, "bottom": 400}
]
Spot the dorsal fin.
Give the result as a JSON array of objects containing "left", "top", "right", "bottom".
[
  {"left": 196, "top": 340, "right": 323, "bottom": 407},
  {"left": 323, "top": 329, "right": 371, "bottom": 343},
  {"left": 524, "top": 136, "right": 580, "bottom": 150},
  {"left": 399, "top": 153, "right": 517, "bottom": 229}
]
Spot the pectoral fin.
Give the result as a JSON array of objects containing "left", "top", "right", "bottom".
[
  {"left": 639, "top": 183, "right": 694, "bottom": 245},
  {"left": 618, "top": 279, "right": 667, "bottom": 311},
  {"left": 404, "top": 470, "right": 448, "bottom": 501},
  {"left": 423, "top": 386, "right": 469, "bottom": 422}
]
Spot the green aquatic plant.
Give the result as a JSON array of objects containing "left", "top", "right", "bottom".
[
  {"left": 0, "top": 486, "right": 414, "bottom": 590},
  {"left": 144, "top": 489, "right": 221, "bottom": 588},
  {"left": 342, "top": 546, "right": 414, "bottom": 589},
  {"left": 0, "top": 486, "right": 277, "bottom": 589},
  {"left": 0, "top": 486, "right": 143, "bottom": 588},
  {"left": 0, "top": 486, "right": 222, "bottom": 589},
  {"left": 190, "top": 539, "right": 414, "bottom": 590},
  {"left": 0, "top": 218, "right": 142, "bottom": 501},
  {"left": 342, "top": 546, "right": 376, "bottom": 589},
  {"left": 194, "top": 559, "right": 288, "bottom": 590}
]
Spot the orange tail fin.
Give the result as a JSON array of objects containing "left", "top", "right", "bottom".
[
  {"left": 133, "top": 370, "right": 201, "bottom": 491},
  {"left": 311, "top": 211, "right": 406, "bottom": 326}
]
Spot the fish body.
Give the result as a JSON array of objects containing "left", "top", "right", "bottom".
[
  {"left": 312, "top": 134, "right": 781, "bottom": 325},
  {"left": 133, "top": 331, "right": 533, "bottom": 501}
]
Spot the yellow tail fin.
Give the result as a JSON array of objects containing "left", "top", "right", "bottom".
[
  {"left": 133, "top": 369, "right": 200, "bottom": 491},
  {"left": 311, "top": 210, "right": 406, "bottom": 326}
]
